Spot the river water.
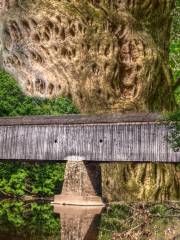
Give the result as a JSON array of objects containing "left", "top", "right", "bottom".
[{"left": 0, "top": 200, "right": 179, "bottom": 240}]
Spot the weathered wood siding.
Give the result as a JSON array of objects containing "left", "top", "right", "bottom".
[{"left": 0, "top": 114, "right": 179, "bottom": 162}]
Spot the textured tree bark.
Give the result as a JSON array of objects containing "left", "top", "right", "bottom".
[
  {"left": 0, "top": 0, "right": 179, "bottom": 201},
  {"left": 102, "top": 163, "right": 180, "bottom": 201},
  {"left": 0, "top": 0, "right": 176, "bottom": 113}
]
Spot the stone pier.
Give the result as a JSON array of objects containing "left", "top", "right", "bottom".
[{"left": 53, "top": 156, "right": 105, "bottom": 206}]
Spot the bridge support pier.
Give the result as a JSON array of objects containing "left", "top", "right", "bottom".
[{"left": 53, "top": 156, "right": 105, "bottom": 206}]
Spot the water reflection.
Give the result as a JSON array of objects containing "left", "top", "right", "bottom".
[
  {"left": 0, "top": 200, "right": 179, "bottom": 240},
  {"left": 0, "top": 200, "right": 61, "bottom": 240},
  {"left": 54, "top": 205, "right": 104, "bottom": 240},
  {"left": 0, "top": 200, "right": 103, "bottom": 240}
]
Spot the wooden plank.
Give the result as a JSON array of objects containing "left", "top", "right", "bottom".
[
  {"left": 0, "top": 113, "right": 163, "bottom": 126},
  {"left": 0, "top": 119, "right": 179, "bottom": 162}
]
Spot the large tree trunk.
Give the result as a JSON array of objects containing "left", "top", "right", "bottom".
[
  {"left": 0, "top": 0, "right": 179, "bottom": 201},
  {"left": 102, "top": 163, "right": 180, "bottom": 201}
]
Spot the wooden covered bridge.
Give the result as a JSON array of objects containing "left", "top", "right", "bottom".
[{"left": 0, "top": 113, "right": 179, "bottom": 205}]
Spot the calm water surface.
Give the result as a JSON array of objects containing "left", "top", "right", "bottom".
[{"left": 0, "top": 200, "right": 179, "bottom": 240}]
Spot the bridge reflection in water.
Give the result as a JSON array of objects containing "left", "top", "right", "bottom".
[{"left": 53, "top": 205, "right": 104, "bottom": 240}]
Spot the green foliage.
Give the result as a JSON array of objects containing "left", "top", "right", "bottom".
[
  {"left": 28, "top": 163, "right": 65, "bottom": 196},
  {"left": 0, "top": 162, "right": 65, "bottom": 197},
  {"left": 99, "top": 204, "right": 131, "bottom": 239},
  {"left": 170, "top": 0, "right": 180, "bottom": 103},
  {"left": 0, "top": 70, "right": 79, "bottom": 117},
  {"left": 0, "top": 71, "right": 23, "bottom": 116},
  {"left": 165, "top": 110, "right": 180, "bottom": 152},
  {"left": 167, "top": 1, "right": 180, "bottom": 151},
  {"left": 149, "top": 204, "right": 168, "bottom": 216},
  {"left": 169, "top": 41, "right": 180, "bottom": 81},
  {"left": 0, "top": 200, "right": 60, "bottom": 239},
  {"left": 166, "top": 109, "right": 180, "bottom": 121}
]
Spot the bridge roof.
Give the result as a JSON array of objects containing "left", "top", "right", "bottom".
[{"left": 0, "top": 113, "right": 164, "bottom": 126}]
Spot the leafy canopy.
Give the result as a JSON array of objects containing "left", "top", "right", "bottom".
[{"left": 0, "top": 70, "right": 79, "bottom": 117}]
